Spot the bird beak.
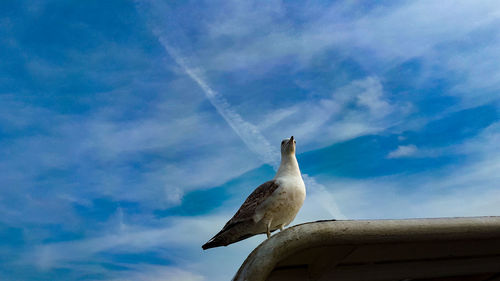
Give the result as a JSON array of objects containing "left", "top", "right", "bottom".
[{"left": 290, "top": 136, "right": 294, "bottom": 142}]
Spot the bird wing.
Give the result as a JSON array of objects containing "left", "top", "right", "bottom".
[
  {"left": 223, "top": 180, "right": 280, "bottom": 230},
  {"left": 202, "top": 180, "right": 281, "bottom": 249}
]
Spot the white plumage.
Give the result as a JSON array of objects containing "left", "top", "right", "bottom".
[{"left": 203, "top": 136, "right": 306, "bottom": 250}]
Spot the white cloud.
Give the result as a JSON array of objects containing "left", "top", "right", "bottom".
[
  {"left": 330, "top": 160, "right": 500, "bottom": 220},
  {"left": 444, "top": 43, "right": 500, "bottom": 106},
  {"left": 0, "top": 74, "right": 270, "bottom": 223},
  {"left": 154, "top": 0, "right": 499, "bottom": 75},
  {"left": 355, "top": 77, "right": 393, "bottom": 118},
  {"left": 109, "top": 265, "right": 204, "bottom": 281},
  {"left": 328, "top": 122, "right": 500, "bottom": 219},
  {"left": 387, "top": 144, "right": 418, "bottom": 158},
  {"left": 140, "top": 0, "right": 500, "bottom": 110},
  {"left": 256, "top": 76, "right": 409, "bottom": 151},
  {"left": 26, "top": 214, "right": 227, "bottom": 269},
  {"left": 137, "top": 0, "right": 500, "bottom": 171},
  {"left": 25, "top": 118, "right": 500, "bottom": 279},
  {"left": 21, "top": 212, "right": 261, "bottom": 280},
  {"left": 5, "top": 2, "right": 500, "bottom": 281}
]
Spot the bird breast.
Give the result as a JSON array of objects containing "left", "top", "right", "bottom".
[{"left": 254, "top": 176, "right": 306, "bottom": 228}]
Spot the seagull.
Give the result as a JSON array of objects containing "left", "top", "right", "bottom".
[{"left": 202, "top": 136, "right": 306, "bottom": 250}]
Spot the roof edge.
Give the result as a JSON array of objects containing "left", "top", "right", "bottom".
[{"left": 233, "top": 216, "right": 500, "bottom": 281}]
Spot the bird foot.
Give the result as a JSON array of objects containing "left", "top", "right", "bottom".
[{"left": 266, "top": 220, "right": 272, "bottom": 238}]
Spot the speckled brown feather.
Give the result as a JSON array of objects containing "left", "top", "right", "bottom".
[
  {"left": 225, "top": 180, "right": 280, "bottom": 227},
  {"left": 202, "top": 180, "right": 280, "bottom": 249}
]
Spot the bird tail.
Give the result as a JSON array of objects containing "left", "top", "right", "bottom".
[
  {"left": 202, "top": 222, "right": 255, "bottom": 250},
  {"left": 202, "top": 238, "right": 223, "bottom": 250},
  {"left": 202, "top": 229, "right": 229, "bottom": 250}
]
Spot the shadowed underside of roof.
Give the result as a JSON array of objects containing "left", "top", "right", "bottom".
[{"left": 233, "top": 217, "right": 500, "bottom": 281}]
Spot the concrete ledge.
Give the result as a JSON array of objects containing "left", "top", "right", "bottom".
[{"left": 233, "top": 216, "right": 500, "bottom": 281}]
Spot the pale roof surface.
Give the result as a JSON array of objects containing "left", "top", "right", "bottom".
[{"left": 233, "top": 217, "right": 500, "bottom": 281}]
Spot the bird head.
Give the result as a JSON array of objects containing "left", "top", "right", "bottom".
[{"left": 280, "top": 136, "right": 296, "bottom": 156}]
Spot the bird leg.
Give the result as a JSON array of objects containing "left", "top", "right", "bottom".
[{"left": 266, "top": 220, "right": 272, "bottom": 238}]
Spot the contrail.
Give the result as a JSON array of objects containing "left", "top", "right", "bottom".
[
  {"left": 158, "top": 40, "right": 281, "bottom": 168},
  {"left": 147, "top": 11, "right": 346, "bottom": 219}
]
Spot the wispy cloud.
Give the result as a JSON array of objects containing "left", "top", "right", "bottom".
[
  {"left": 256, "top": 76, "right": 412, "bottom": 151},
  {"left": 387, "top": 144, "right": 418, "bottom": 158},
  {"left": 157, "top": 41, "right": 280, "bottom": 166},
  {"left": 3, "top": 1, "right": 500, "bottom": 281},
  {"left": 23, "top": 213, "right": 257, "bottom": 280},
  {"left": 330, "top": 122, "right": 500, "bottom": 219},
  {"left": 146, "top": 6, "right": 347, "bottom": 220},
  {"left": 198, "top": 0, "right": 500, "bottom": 73},
  {"left": 109, "top": 265, "right": 204, "bottom": 281},
  {"left": 26, "top": 215, "right": 225, "bottom": 269}
]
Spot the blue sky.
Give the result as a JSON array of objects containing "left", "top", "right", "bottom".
[{"left": 1, "top": 0, "right": 500, "bottom": 280}]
